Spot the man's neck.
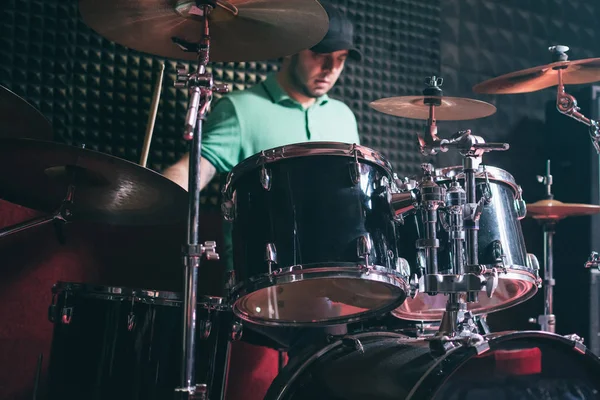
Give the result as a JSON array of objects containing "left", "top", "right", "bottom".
[{"left": 276, "top": 70, "right": 317, "bottom": 109}]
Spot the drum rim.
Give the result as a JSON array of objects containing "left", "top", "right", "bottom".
[
  {"left": 229, "top": 263, "right": 409, "bottom": 327},
  {"left": 435, "top": 165, "right": 519, "bottom": 195},
  {"left": 391, "top": 268, "right": 539, "bottom": 322},
  {"left": 52, "top": 281, "right": 225, "bottom": 306},
  {"left": 224, "top": 142, "right": 393, "bottom": 191}
]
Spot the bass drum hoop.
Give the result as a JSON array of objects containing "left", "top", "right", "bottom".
[{"left": 265, "top": 330, "right": 600, "bottom": 400}]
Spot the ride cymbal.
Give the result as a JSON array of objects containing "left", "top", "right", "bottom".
[
  {"left": 473, "top": 58, "right": 600, "bottom": 94},
  {"left": 0, "top": 138, "right": 188, "bottom": 226},
  {"left": 0, "top": 85, "right": 53, "bottom": 141},
  {"left": 369, "top": 96, "right": 497, "bottom": 121},
  {"left": 527, "top": 199, "right": 600, "bottom": 221},
  {"left": 78, "top": 0, "right": 329, "bottom": 62}
]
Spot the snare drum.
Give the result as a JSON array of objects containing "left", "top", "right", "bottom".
[
  {"left": 45, "top": 282, "right": 271, "bottom": 400},
  {"left": 394, "top": 165, "right": 540, "bottom": 321},
  {"left": 222, "top": 142, "right": 410, "bottom": 327}
]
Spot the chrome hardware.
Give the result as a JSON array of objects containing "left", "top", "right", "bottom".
[
  {"left": 198, "top": 319, "right": 212, "bottom": 340},
  {"left": 417, "top": 163, "right": 445, "bottom": 281},
  {"left": 127, "top": 312, "right": 136, "bottom": 331},
  {"left": 408, "top": 273, "right": 419, "bottom": 299},
  {"left": 445, "top": 179, "right": 466, "bottom": 276},
  {"left": 221, "top": 198, "right": 235, "bottom": 221},
  {"left": 357, "top": 233, "right": 372, "bottom": 267},
  {"left": 526, "top": 253, "right": 542, "bottom": 288},
  {"left": 514, "top": 185, "right": 527, "bottom": 219},
  {"left": 485, "top": 268, "right": 499, "bottom": 298},
  {"left": 585, "top": 251, "right": 600, "bottom": 270},
  {"left": 265, "top": 243, "right": 277, "bottom": 274},
  {"left": 349, "top": 144, "right": 361, "bottom": 185},
  {"left": 480, "top": 165, "right": 492, "bottom": 204},
  {"left": 203, "top": 241, "right": 219, "bottom": 260},
  {"left": 61, "top": 307, "right": 73, "bottom": 325},
  {"left": 231, "top": 321, "right": 243, "bottom": 341},
  {"left": 341, "top": 336, "right": 365, "bottom": 354},
  {"left": 260, "top": 165, "right": 271, "bottom": 191},
  {"left": 395, "top": 257, "right": 411, "bottom": 277},
  {"left": 536, "top": 159, "right": 553, "bottom": 199}
]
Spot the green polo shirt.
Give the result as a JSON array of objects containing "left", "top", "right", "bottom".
[
  {"left": 200, "top": 73, "right": 360, "bottom": 271},
  {"left": 201, "top": 73, "right": 360, "bottom": 173}
]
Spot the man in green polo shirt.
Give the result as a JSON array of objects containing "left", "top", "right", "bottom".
[
  {"left": 163, "top": 4, "right": 361, "bottom": 192},
  {"left": 164, "top": 3, "right": 362, "bottom": 269}
]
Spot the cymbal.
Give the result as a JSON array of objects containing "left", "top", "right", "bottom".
[
  {"left": 473, "top": 58, "right": 600, "bottom": 94},
  {"left": 527, "top": 199, "right": 600, "bottom": 221},
  {"left": 78, "top": 0, "right": 329, "bottom": 62},
  {"left": 369, "top": 96, "right": 497, "bottom": 121},
  {"left": 1, "top": 85, "right": 53, "bottom": 140},
  {"left": 0, "top": 138, "right": 188, "bottom": 226}
]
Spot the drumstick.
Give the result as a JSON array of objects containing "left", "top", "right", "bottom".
[{"left": 139, "top": 62, "right": 165, "bottom": 167}]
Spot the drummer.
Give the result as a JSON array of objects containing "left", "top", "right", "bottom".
[
  {"left": 164, "top": 2, "right": 362, "bottom": 271},
  {"left": 163, "top": 2, "right": 362, "bottom": 398}
]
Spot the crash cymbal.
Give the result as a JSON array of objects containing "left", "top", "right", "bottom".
[
  {"left": 369, "top": 96, "right": 497, "bottom": 121},
  {"left": 0, "top": 85, "right": 53, "bottom": 140},
  {"left": 0, "top": 138, "right": 188, "bottom": 226},
  {"left": 527, "top": 199, "right": 600, "bottom": 221},
  {"left": 473, "top": 58, "right": 600, "bottom": 94},
  {"left": 78, "top": 0, "right": 329, "bottom": 62}
]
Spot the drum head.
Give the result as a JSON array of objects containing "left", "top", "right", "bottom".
[
  {"left": 393, "top": 269, "right": 539, "bottom": 321},
  {"left": 232, "top": 269, "right": 408, "bottom": 327}
]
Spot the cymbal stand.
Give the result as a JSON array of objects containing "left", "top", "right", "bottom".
[
  {"left": 172, "top": 2, "right": 230, "bottom": 399},
  {"left": 528, "top": 160, "right": 557, "bottom": 333},
  {"left": 0, "top": 183, "right": 74, "bottom": 243},
  {"left": 550, "top": 45, "right": 600, "bottom": 154}
]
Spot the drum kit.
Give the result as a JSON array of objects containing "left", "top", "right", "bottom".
[{"left": 4, "top": 0, "right": 600, "bottom": 399}]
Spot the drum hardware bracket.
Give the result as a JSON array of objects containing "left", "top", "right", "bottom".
[
  {"left": 585, "top": 251, "right": 600, "bottom": 270},
  {"left": 514, "top": 185, "right": 527, "bottom": 219},
  {"left": 357, "top": 233, "right": 373, "bottom": 267},
  {"left": 265, "top": 243, "right": 278, "bottom": 274},
  {"left": 259, "top": 153, "right": 272, "bottom": 191},
  {"left": 564, "top": 334, "right": 587, "bottom": 354},
  {"left": 549, "top": 45, "right": 600, "bottom": 154},
  {"left": 183, "top": 241, "right": 220, "bottom": 260},
  {"left": 349, "top": 143, "right": 363, "bottom": 184},
  {"left": 231, "top": 321, "right": 243, "bottom": 341},
  {"left": 0, "top": 183, "right": 74, "bottom": 240},
  {"left": 341, "top": 336, "right": 365, "bottom": 354}
]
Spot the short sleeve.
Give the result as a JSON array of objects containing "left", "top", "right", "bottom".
[{"left": 201, "top": 97, "right": 242, "bottom": 173}]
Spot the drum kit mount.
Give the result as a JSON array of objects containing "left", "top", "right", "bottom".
[{"left": 4, "top": 1, "right": 600, "bottom": 399}]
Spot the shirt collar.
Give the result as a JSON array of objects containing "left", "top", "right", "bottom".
[{"left": 262, "top": 73, "right": 329, "bottom": 107}]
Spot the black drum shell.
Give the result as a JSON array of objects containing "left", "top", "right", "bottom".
[
  {"left": 44, "top": 282, "right": 277, "bottom": 400},
  {"left": 230, "top": 155, "right": 400, "bottom": 280}
]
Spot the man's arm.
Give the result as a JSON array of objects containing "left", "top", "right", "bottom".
[
  {"left": 162, "top": 96, "right": 242, "bottom": 191},
  {"left": 163, "top": 154, "right": 217, "bottom": 191}
]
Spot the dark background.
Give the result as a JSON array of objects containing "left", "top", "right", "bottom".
[{"left": 2, "top": 0, "right": 600, "bottom": 398}]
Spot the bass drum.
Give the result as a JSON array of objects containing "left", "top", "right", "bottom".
[{"left": 265, "top": 330, "right": 600, "bottom": 400}]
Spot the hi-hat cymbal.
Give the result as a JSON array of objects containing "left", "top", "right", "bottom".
[
  {"left": 369, "top": 96, "right": 497, "bottom": 121},
  {"left": 1, "top": 85, "right": 53, "bottom": 141},
  {"left": 473, "top": 58, "right": 600, "bottom": 94},
  {"left": 527, "top": 199, "right": 600, "bottom": 221},
  {"left": 78, "top": 0, "right": 329, "bottom": 62},
  {"left": 0, "top": 138, "right": 188, "bottom": 226}
]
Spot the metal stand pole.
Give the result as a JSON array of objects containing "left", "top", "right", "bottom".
[
  {"left": 538, "top": 222, "right": 556, "bottom": 333},
  {"left": 172, "top": 3, "right": 228, "bottom": 398}
]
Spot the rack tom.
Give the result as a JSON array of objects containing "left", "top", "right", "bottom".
[
  {"left": 394, "top": 165, "right": 540, "bottom": 321},
  {"left": 222, "top": 142, "right": 410, "bottom": 327}
]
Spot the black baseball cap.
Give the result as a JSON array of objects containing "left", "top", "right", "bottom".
[{"left": 310, "top": 3, "right": 362, "bottom": 61}]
